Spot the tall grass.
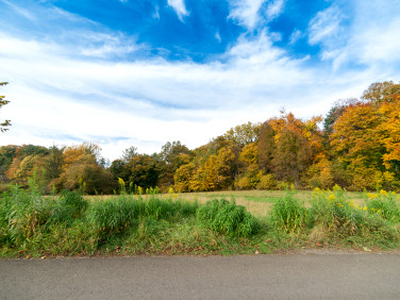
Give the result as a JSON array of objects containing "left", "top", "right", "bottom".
[
  {"left": 365, "top": 190, "right": 400, "bottom": 223},
  {"left": 1, "top": 182, "right": 54, "bottom": 244},
  {"left": 1, "top": 183, "right": 400, "bottom": 257},
  {"left": 196, "top": 199, "right": 260, "bottom": 237},
  {"left": 269, "top": 190, "right": 307, "bottom": 233}
]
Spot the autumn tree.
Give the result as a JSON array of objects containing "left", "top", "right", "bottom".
[
  {"left": 0, "top": 145, "right": 17, "bottom": 181},
  {"left": 361, "top": 81, "right": 400, "bottom": 104},
  {"left": 267, "top": 112, "right": 322, "bottom": 187},
  {"left": 328, "top": 81, "right": 400, "bottom": 190},
  {"left": 5, "top": 145, "right": 49, "bottom": 186},
  {"left": 58, "top": 143, "right": 115, "bottom": 194}
]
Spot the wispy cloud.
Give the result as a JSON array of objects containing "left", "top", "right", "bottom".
[
  {"left": 1, "top": 0, "right": 36, "bottom": 21},
  {"left": 228, "top": 0, "right": 285, "bottom": 30},
  {"left": 265, "top": 0, "right": 285, "bottom": 20},
  {"left": 228, "top": 0, "right": 267, "bottom": 30},
  {"left": 307, "top": 0, "right": 400, "bottom": 74},
  {"left": 308, "top": 4, "right": 346, "bottom": 47}
]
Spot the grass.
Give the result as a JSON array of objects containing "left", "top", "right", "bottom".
[{"left": 0, "top": 184, "right": 399, "bottom": 258}]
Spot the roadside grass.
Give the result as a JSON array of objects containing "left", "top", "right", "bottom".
[{"left": 1, "top": 184, "right": 399, "bottom": 258}]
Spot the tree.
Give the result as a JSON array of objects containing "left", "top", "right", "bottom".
[
  {"left": 223, "top": 122, "right": 261, "bottom": 148},
  {"left": 323, "top": 98, "right": 359, "bottom": 138},
  {"left": 267, "top": 112, "right": 319, "bottom": 187},
  {"left": 0, "top": 82, "right": 11, "bottom": 132},
  {"left": 121, "top": 146, "right": 138, "bottom": 163},
  {"left": 44, "top": 146, "right": 64, "bottom": 182},
  {"left": 127, "top": 154, "right": 158, "bottom": 189},
  {"left": 328, "top": 84, "right": 400, "bottom": 190},
  {"left": 361, "top": 81, "right": 400, "bottom": 104}
]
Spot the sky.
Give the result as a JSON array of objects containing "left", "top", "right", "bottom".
[{"left": 1, "top": 0, "right": 400, "bottom": 161}]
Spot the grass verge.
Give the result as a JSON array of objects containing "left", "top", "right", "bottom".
[{"left": 1, "top": 184, "right": 399, "bottom": 258}]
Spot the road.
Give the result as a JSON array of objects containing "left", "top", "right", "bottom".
[{"left": 1, "top": 253, "right": 400, "bottom": 299}]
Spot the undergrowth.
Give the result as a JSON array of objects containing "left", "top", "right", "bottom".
[{"left": 0, "top": 183, "right": 399, "bottom": 258}]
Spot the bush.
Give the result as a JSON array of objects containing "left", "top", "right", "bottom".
[
  {"left": 257, "top": 174, "right": 277, "bottom": 190},
  {"left": 270, "top": 190, "right": 307, "bottom": 233},
  {"left": 196, "top": 199, "right": 259, "bottom": 237}
]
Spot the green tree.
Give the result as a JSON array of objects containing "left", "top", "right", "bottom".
[
  {"left": 127, "top": 154, "right": 158, "bottom": 189},
  {"left": 156, "top": 141, "right": 191, "bottom": 189},
  {"left": 0, "top": 82, "right": 11, "bottom": 132},
  {"left": 44, "top": 146, "right": 64, "bottom": 182}
]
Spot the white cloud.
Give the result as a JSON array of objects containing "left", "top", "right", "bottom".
[
  {"left": 289, "top": 29, "right": 302, "bottom": 45},
  {"left": 229, "top": 0, "right": 266, "bottom": 30},
  {"left": 228, "top": 0, "right": 285, "bottom": 30},
  {"left": 308, "top": 5, "right": 346, "bottom": 47},
  {"left": 1, "top": 0, "right": 399, "bottom": 161},
  {"left": 265, "top": 0, "right": 285, "bottom": 20},
  {"left": 167, "top": 0, "right": 189, "bottom": 21},
  {"left": 307, "top": 0, "right": 400, "bottom": 74}
]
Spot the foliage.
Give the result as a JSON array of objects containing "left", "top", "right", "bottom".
[
  {"left": 1, "top": 80, "right": 400, "bottom": 194},
  {"left": 257, "top": 174, "right": 278, "bottom": 190},
  {"left": 0, "top": 82, "right": 11, "bottom": 132}
]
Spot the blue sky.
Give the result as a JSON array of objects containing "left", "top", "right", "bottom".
[{"left": 1, "top": 0, "right": 400, "bottom": 160}]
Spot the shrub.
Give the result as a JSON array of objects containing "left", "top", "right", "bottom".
[
  {"left": 257, "top": 174, "right": 277, "bottom": 190},
  {"left": 196, "top": 199, "right": 259, "bottom": 237}
]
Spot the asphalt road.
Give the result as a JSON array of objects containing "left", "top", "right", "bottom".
[{"left": 1, "top": 253, "right": 400, "bottom": 300}]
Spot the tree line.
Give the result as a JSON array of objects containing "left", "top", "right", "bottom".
[{"left": 0, "top": 81, "right": 399, "bottom": 193}]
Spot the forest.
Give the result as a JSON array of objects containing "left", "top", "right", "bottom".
[{"left": 0, "top": 80, "right": 399, "bottom": 194}]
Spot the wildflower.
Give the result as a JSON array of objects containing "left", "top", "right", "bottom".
[
  {"left": 363, "top": 206, "right": 368, "bottom": 211},
  {"left": 380, "top": 190, "right": 388, "bottom": 196}
]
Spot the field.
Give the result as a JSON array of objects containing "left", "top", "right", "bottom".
[
  {"left": 1, "top": 184, "right": 400, "bottom": 258},
  {"left": 175, "top": 189, "right": 368, "bottom": 217}
]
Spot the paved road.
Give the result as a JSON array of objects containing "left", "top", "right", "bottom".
[{"left": 1, "top": 254, "right": 400, "bottom": 299}]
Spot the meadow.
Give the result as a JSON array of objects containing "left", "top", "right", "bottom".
[{"left": 1, "top": 182, "right": 399, "bottom": 258}]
